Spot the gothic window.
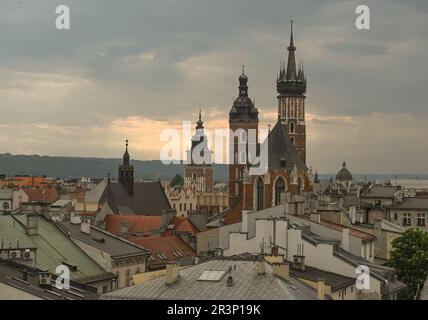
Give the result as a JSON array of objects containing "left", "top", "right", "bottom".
[
  {"left": 192, "top": 172, "right": 197, "bottom": 180},
  {"left": 274, "top": 176, "right": 286, "bottom": 206},
  {"left": 290, "top": 99, "right": 295, "bottom": 118},
  {"left": 256, "top": 176, "right": 264, "bottom": 210},
  {"left": 290, "top": 122, "right": 295, "bottom": 133}
]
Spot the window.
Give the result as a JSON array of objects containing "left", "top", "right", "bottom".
[
  {"left": 190, "top": 203, "right": 193, "bottom": 211},
  {"left": 3, "top": 202, "right": 9, "bottom": 210},
  {"left": 235, "top": 182, "right": 239, "bottom": 196},
  {"left": 173, "top": 203, "right": 176, "bottom": 210},
  {"left": 256, "top": 177, "right": 264, "bottom": 210},
  {"left": 184, "top": 203, "right": 187, "bottom": 211},
  {"left": 403, "top": 213, "right": 411, "bottom": 226},
  {"left": 290, "top": 137, "right": 295, "bottom": 145},
  {"left": 289, "top": 122, "right": 295, "bottom": 133},
  {"left": 179, "top": 203, "right": 182, "bottom": 211},
  {"left": 290, "top": 99, "right": 295, "bottom": 118},
  {"left": 394, "top": 212, "right": 398, "bottom": 221},
  {"left": 274, "top": 177, "right": 286, "bottom": 206},
  {"left": 417, "top": 213, "right": 426, "bottom": 227}
]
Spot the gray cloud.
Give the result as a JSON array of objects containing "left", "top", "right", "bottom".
[{"left": 0, "top": 0, "right": 427, "bottom": 173}]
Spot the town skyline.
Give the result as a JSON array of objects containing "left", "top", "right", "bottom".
[{"left": 1, "top": 0, "right": 427, "bottom": 174}]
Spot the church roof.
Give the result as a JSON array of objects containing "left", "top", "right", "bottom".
[
  {"left": 100, "top": 181, "right": 172, "bottom": 215},
  {"left": 263, "top": 120, "right": 307, "bottom": 171}
]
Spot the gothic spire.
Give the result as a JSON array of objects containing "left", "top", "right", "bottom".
[
  {"left": 123, "top": 139, "right": 130, "bottom": 165},
  {"left": 286, "top": 20, "right": 297, "bottom": 81}
]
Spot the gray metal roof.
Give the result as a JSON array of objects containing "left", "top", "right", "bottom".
[
  {"left": 0, "top": 188, "right": 13, "bottom": 200},
  {"left": 102, "top": 259, "right": 318, "bottom": 300},
  {"left": 58, "top": 221, "right": 150, "bottom": 259},
  {"left": 392, "top": 197, "right": 428, "bottom": 210},
  {"left": 362, "top": 185, "right": 400, "bottom": 199}
]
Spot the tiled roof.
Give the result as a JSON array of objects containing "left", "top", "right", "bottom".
[
  {"left": 0, "top": 176, "right": 49, "bottom": 188},
  {"left": 129, "top": 235, "right": 195, "bottom": 267},
  {"left": 263, "top": 120, "right": 307, "bottom": 170},
  {"left": 164, "top": 217, "right": 200, "bottom": 237},
  {"left": 105, "top": 215, "right": 164, "bottom": 237},
  {"left": 100, "top": 181, "right": 172, "bottom": 215},
  {"left": 102, "top": 259, "right": 318, "bottom": 300},
  {"left": 0, "top": 214, "right": 114, "bottom": 284},
  {"left": 59, "top": 221, "right": 150, "bottom": 259},
  {"left": 22, "top": 188, "right": 59, "bottom": 203}
]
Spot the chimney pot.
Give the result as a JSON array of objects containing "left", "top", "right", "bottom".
[{"left": 165, "top": 262, "right": 180, "bottom": 285}]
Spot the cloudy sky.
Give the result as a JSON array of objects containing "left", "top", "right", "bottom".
[{"left": 0, "top": 0, "right": 427, "bottom": 174}]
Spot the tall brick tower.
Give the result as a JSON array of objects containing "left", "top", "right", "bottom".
[
  {"left": 228, "top": 67, "right": 259, "bottom": 208},
  {"left": 277, "top": 21, "right": 307, "bottom": 163}
]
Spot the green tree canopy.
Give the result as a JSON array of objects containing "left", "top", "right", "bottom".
[{"left": 388, "top": 228, "right": 428, "bottom": 299}]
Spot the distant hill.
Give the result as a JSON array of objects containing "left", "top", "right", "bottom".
[
  {"left": 0, "top": 153, "right": 426, "bottom": 183},
  {"left": 0, "top": 153, "right": 228, "bottom": 181}
]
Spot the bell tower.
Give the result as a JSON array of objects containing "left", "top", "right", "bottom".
[
  {"left": 118, "top": 139, "right": 134, "bottom": 196},
  {"left": 277, "top": 20, "right": 307, "bottom": 163}
]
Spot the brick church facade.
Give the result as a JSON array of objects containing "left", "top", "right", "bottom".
[{"left": 223, "top": 21, "right": 314, "bottom": 224}]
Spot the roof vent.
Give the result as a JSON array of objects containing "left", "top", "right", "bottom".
[{"left": 226, "top": 274, "right": 234, "bottom": 287}]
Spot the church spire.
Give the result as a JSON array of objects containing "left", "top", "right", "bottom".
[
  {"left": 123, "top": 139, "right": 130, "bottom": 165},
  {"left": 238, "top": 65, "right": 248, "bottom": 97},
  {"left": 196, "top": 107, "right": 204, "bottom": 130},
  {"left": 286, "top": 20, "right": 297, "bottom": 81}
]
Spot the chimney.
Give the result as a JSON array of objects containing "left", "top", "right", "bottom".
[
  {"left": 165, "top": 262, "right": 180, "bottom": 285},
  {"left": 119, "top": 221, "right": 131, "bottom": 237},
  {"left": 256, "top": 258, "right": 266, "bottom": 275},
  {"left": 273, "top": 263, "right": 289, "bottom": 282},
  {"left": 317, "top": 278, "right": 325, "bottom": 300},
  {"left": 71, "top": 214, "right": 81, "bottom": 224},
  {"left": 292, "top": 244, "right": 305, "bottom": 271},
  {"left": 271, "top": 245, "right": 279, "bottom": 256},
  {"left": 81, "top": 217, "right": 91, "bottom": 235},
  {"left": 26, "top": 214, "right": 38, "bottom": 236},
  {"left": 342, "top": 228, "right": 350, "bottom": 251}
]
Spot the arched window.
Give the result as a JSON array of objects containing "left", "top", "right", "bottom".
[
  {"left": 192, "top": 172, "right": 197, "bottom": 180},
  {"left": 290, "top": 99, "right": 295, "bottom": 118},
  {"left": 256, "top": 177, "right": 264, "bottom": 210},
  {"left": 290, "top": 136, "right": 295, "bottom": 145},
  {"left": 274, "top": 177, "right": 286, "bottom": 206},
  {"left": 289, "top": 122, "right": 295, "bottom": 133}
]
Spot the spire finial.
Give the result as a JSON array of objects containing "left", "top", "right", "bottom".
[
  {"left": 125, "top": 139, "right": 129, "bottom": 152},
  {"left": 242, "top": 64, "right": 245, "bottom": 75}
]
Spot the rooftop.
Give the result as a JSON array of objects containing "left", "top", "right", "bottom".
[
  {"left": 105, "top": 214, "right": 164, "bottom": 237},
  {"left": 102, "top": 258, "right": 318, "bottom": 300},
  {"left": 0, "top": 214, "right": 114, "bottom": 284},
  {"left": 58, "top": 221, "right": 150, "bottom": 259},
  {"left": 361, "top": 185, "right": 400, "bottom": 199}
]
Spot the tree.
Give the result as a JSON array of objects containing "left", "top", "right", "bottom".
[{"left": 388, "top": 228, "right": 428, "bottom": 299}]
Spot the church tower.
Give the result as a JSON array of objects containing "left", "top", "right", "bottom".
[
  {"left": 277, "top": 21, "right": 307, "bottom": 163},
  {"left": 118, "top": 139, "right": 134, "bottom": 196},
  {"left": 184, "top": 110, "right": 214, "bottom": 192},
  {"left": 228, "top": 67, "right": 259, "bottom": 207}
]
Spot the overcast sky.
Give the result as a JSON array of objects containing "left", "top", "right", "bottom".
[{"left": 0, "top": 0, "right": 427, "bottom": 174}]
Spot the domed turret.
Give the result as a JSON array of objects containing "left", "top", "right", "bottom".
[{"left": 336, "top": 161, "right": 353, "bottom": 182}]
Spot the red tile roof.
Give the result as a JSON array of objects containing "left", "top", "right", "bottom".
[
  {"left": 22, "top": 187, "right": 59, "bottom": 203},
  {"left": 129, "top": 235, "right": 195, "bottom": 267},
  {"left": 164, "top": 216, "right": 200, "bottom": 237},
  {"left": 1, "top": 176, "right": 49, "bottom": 188},
  {"left": 105, "top": 215, "right": 163, "bottom": 236}
]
